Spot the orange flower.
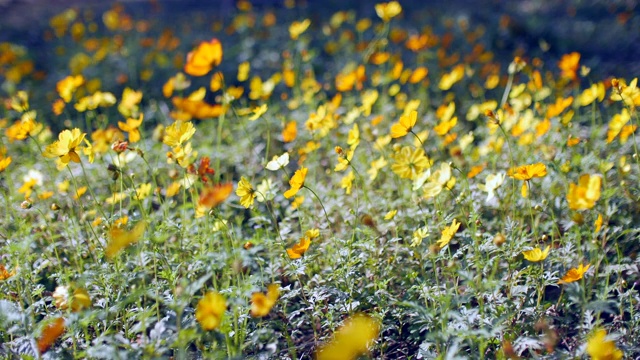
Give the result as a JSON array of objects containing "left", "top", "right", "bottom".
[
  {"left": 282, "top": 121, "right": 297, "bottom": 142},
  {"left": 37, "top": 317, "right": 65, "bottom": 354},
  {"left": 559, "top": 263, "right": 590, "bottom": 284},
  {"left": 199, "top": 183, "right": 233, "bottom": 209},
  {"left": 286, "top": 236, "right": 311, "bottom": 259},
  {"left": 284, "top": 167, "right": 307, "bottom": 198},
  {"left": 0, "top": 263, "right": 16, "bottom": 280},
  {"left": 184, "top": 38, "right": 223, "bottom": 77},
  {"left": 507, "top": 163, "right": 547, "bottom": 181},
  {"left": 558, "top": 52, "right": 580, "bottom": 80}
]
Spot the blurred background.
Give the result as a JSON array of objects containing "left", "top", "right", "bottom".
[{"left": 0, "top": 0, "right": 638, "bottom": 77}]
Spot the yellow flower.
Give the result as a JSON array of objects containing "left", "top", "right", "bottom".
[
  {"left": 289, "top": 19, "right": 311, "bottom": 40},
  {"left": 578, "top": 82, "right": 605, "bottom": 106},
  {"left": 236, "top": 176, "right": 256, "bottom": 208},
  {"left": 286, "top": 236, "right": 311, "bottom": 259},
  {"left": 248, "top": 104, "right": 268, "bottom": 121},
  {"left": 559, "top": 263, "right": 590, "bottom": 284},
  {"left": 117, "top": 87, "right": 143, "bottom": 117},
  {"left": 56, "top": 75, "right": 84, "bottom": 103},
  {"left": 595, "top": 214, "right": 603, "bottom": 232},
  {"left": 586, "top": 329, "right": 623, "bottom": 360},
  {"left": 391, "top": 146, "right": 431, "bottom": 180},
  {"left": 436, "top": 219, "right": 460, "bottom": 248},
  {"left": 340, "top": 171, "right": 355, "bottom": 195},
  {"left": 118, "top": 114, "right": 143, "bottom": 143},
  {"left": 43, "top": 128, "right": 86, "bottom": 164},
  {"left": 522, "top": 246, "right": 550, "bottom": 262},
  {"left": 606, "top": 109, "right": 631, "bottom": 143},
  {"left": 5, "top": 117, "right": 40, "bottom": 142},
  {"left": 105, "top": 221, "right": 147, "bottom": 259},
  {"left": 315, "top": 313, "right": 381, "bottom": 360},
  {"left": 507, "top": 163, "right": 547, "bottom": 180},
  {"left": 390, "top": 110, "right": 417, "bottom": 138},
  {"left": 250, "top": 284, "right": 280, "bottom": 318},
  {"left": 0, "top": 155, "right": 11, "bottom": 172},
  {"left": 567, "top": 174, "right": 601, "bottom": 210},
  {"left": 163, "top": 121, "right": 196, "bottom": 148},
  {"left": 384, "top": 209, "right": 397, "bottom": 220},
  {"left": 52, "top": 285, "right": 91, "bottom": 312},
  {"left": 439, "top": 64, "right": 465, "bottom": 90},
  {"left": 375, "top": 1, "right": 402, "bottom": 22},
  {"left": 610, "top": 77, "right": 640, "bottom": 107},
  {"left": 367, "top": 156, "right": 388, "bottom": 181},
  {"left": 74, "top": 91, "right": 116, "bottom": 112},
  {"left": 195, "top": 291, "right": 226, "bottom": 331},
  {"left": 284, "top": 167, "right": 307, "bottom": 199}
]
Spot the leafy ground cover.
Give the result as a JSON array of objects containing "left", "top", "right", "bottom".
[{"left": 0, "top": 1, "right": 639, "bottom": 358}]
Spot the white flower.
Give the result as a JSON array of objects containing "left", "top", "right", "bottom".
[
  {"left": 478, "top": 172, "right": 505, "bottom": 201},
  {"left": 265, "top": 152, "right": 289, "bottom": 171}
]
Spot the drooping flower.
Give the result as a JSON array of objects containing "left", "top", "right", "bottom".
[
  {"left": 567, "top": 174, "right": 601, "bottom": 210},
  {"left": 522, "top": 246, "right": 550, "bottom": 262},
  {"left": 586, "top": 329, "right": 623, "bottom": 360},
  {"left": 195, "top": 291, "right": 226, "bottom": 331},
  {"left": 315, "top": 313, "right": 381, "bottom": 360},
  {"left": 284, "top": 167, "right": 307, "bottom": 199},
  {"left": 286, "top": 236, "right": 311, "bottom": 259},
  {"left": 43, "top": 128, "right": 86, "bottom": 164},
  {"left": 436, "top": 219, "right": 460, "bottom": 248},
  {"left": 390, "top": 110, "right": 417, "bottom": 138},
  {"left": 184, "top": 38, "right": 223, "bottom": 77},
  {"left": 559, "top": 263, "right": 590, "bottom": 284},
  {"left": 250, "top": 284, "right": 280, "bottom": 318},
  {"left": 236, "top": 176, "right": 256, "bottom": 208}
]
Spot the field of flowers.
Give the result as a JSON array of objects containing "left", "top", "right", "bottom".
[{"left": 0, "top": 0, "right": 639, "bottom": 358}]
